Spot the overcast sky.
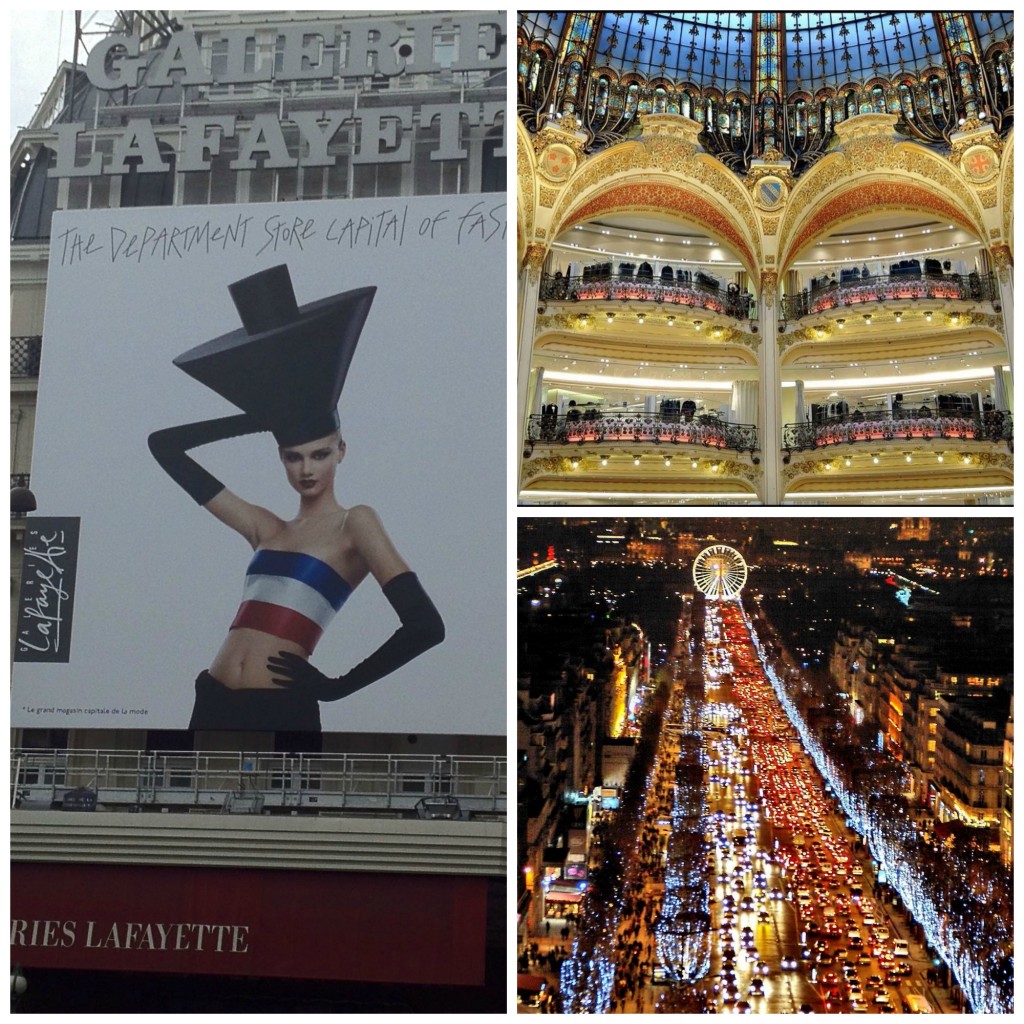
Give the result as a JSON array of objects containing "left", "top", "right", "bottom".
[{"left": 10, "top": 10, "right": 117, "bottom": 139}]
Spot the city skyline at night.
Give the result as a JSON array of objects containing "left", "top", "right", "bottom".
[{"left": 518, "top": 517, "right": 1012, "bottom": 1014}]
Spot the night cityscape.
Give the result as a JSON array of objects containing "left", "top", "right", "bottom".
[{"left": 517, "top": 518, "right": 1013, "bottom": 1014}]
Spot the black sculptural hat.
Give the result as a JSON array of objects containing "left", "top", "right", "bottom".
[{"left": 173, "top": 264, "right": 376, "bottom": 446}]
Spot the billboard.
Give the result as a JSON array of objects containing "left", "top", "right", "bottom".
[{"left": 13, "top": 194, "right": 505, "bottom": 734}]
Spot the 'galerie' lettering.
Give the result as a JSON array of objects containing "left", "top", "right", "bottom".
[{"left": 48, "top": 17, "right": 506, "bottom": 178}]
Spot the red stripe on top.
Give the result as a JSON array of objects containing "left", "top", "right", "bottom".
[{"left": 230, "top": 600, "right": 323, "bottom": 655}]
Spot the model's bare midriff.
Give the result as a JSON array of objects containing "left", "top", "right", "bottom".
[{"left": 210, "top": 629, "right": 308, "bottom": 689}]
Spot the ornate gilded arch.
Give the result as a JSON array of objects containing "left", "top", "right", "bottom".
[
  {"left": 778, "top": 140, "right": 988, "bottom": 273},
  {"left": 999, "top": 127, "right": 1013, "bottom": 254},
  {"left": 543, "top": 119, "right": 763, "bottom": 284},
  {"left": 517, "top": 118, "right": 538, "bottom": 253},
  {"left": 555, "top": 179, "right": 759, "bottom": 286},
  {"left": 781, "top": 177, "right": 980, "bottom": 271}
]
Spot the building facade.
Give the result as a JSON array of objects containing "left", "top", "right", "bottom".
[{"left": 10, "top": 10, "right": 506, "bottom": 1012}]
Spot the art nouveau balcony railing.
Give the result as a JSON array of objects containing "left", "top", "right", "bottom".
[
  {"left": 782, "top": 410, "right": 1013, "bottom": 455},
  {"left": 540, "top": 273, "right": 753, "bottom": 321},
  {"left": 527, "top": 412, "right": 759, "bottom": 455},
  {"left": 781, "top": 272, "right": 998, "bottom": 322}
]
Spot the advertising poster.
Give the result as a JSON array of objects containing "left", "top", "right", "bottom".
[{"left": 12, "top": 194, "right": 505, "bottom": 734}]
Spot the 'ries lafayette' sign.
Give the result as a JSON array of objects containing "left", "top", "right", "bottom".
[{"left": 49, "top": 14, "right": 506, "bottom": 177}]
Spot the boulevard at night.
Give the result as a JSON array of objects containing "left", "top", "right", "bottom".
[{"left": 517, "top": 518, "right": 1012, "bottom": 1014}]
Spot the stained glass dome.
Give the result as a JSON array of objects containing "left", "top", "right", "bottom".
[{"left": 518, "top": 13, "right": 1013, "bottom": 175}]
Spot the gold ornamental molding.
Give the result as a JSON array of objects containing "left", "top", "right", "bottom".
[
  {"left": 746, "top": 162, "right": 795, "bottom": 190},
  {"left": 521, "top": 456, "right": 574, "bottom": 480},
  {"left": 639, "top": 112, "right": 704, "bottom": 155},
  {"left": 949, "top": 124, "right": 1005, "bottom": 165},
  {"left": 539, "top": 185, "right": 561, "bottom": 208},
  {"left": 1001, "top": 139, "right": 1013, "bottom": 245},
  {"left": 517, "top": 124, "right": 536, "bottom": 237},
  {"left": 972, "top": 452, "right": 1013, "bottom": 473},
  {"left": 520, "top": 453, "right": 761, "bottom": 486},
  {"left": 779, "top": 309, "right": 1005, "bottom": 357},
  {"left": 533, "top": 312, "right": 761, "bottom": 355},
  {"left": 978, "top": 186, "right": 999, "bottom": 209},
  {"left": 990, "top": 244, "right": 1013, "bottom": 270},
  {"left": 783, "top": 450, "right": 1012, "bottom": 486},
  {"left": 531, "top": 118, "right": 590, "bottom": 159},
  {"left": 522, "top": 243, "right": 548, "bottom": 280},
  {"left": 761, "top": 271, "right": 778, "bottom": 310}
]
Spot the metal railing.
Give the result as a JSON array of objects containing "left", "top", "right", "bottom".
[
  {"left": 541, "top": 273, "right": 754, "bottom": 321},
  {"left": 782, "top": 409, "right": 1013, "bottom": 454},
  {"left": 781, "top": 272, "right": 998, "bottom": 322},
  {"left": 527, "top": 411, "right": 759, "bottom": 455},
  {"left": 11, "top": 336, "right": 42, "bottom": 377},
  {"left": 11, "top": 748, "right": 507, "bottom": 817}
]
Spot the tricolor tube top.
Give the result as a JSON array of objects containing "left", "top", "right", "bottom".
[{"left": 230, "top": 549, "right": 353, "bottom": 654}]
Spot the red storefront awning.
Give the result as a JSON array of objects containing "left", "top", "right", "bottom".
[{"left": 11, "top": 862, "right": 487, "bottom": 986}]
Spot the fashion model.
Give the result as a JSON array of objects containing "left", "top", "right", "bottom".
[{"left": 148, "top": 264, "right": 444, "bottom": 731}]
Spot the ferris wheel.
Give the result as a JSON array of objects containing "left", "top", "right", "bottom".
[{"left": 692, "top": 545, "right": 748, "bottom": 600}]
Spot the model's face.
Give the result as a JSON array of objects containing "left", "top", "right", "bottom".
[{"left": 279, "top": 433, "right": 345, "bottom": 497}]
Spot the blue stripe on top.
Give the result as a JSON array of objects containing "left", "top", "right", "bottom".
[{"left": 248, "top": 550, "right": 353, "bottom": 610}]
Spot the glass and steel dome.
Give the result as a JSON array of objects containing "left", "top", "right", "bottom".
[{"left": 518, "top": 13, "right": 1013, "bottom": 174}]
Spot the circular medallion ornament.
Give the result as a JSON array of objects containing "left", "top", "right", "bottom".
[
  {"left": 754, "top": 176, "right": 787, "bottom": 211},
  {"left": 538, "top": 143, "right": 577, "bottom": 182},
  {"left": 961, "top": 145, "right": 999, "bottom": 184}
]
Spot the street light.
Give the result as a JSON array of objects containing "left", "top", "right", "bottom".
[{"left": 10, "top": 484, "right": 36, "bottom": 517}]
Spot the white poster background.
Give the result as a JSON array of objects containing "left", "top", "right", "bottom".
[{"left": 13, "top": 195, "right": 505, "bottom": 734}]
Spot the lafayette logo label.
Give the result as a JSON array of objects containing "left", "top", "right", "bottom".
[
  {"left": 11, "top": 919, "right": 249, "bottom": 954},
  {"left": 15, "top": 518, "right": 80, "bottom": 662}
]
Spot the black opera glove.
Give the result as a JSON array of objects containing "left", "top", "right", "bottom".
[
  {"left": 267, "top": 571, "right": 445, "bottom": 702},
  {"left": 266, "top": 651, "right": 356, "bottom": 702},
  {"left": 148, "top": 413, "right": 263, "bottom": 505}
]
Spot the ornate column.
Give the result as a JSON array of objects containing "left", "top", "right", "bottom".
[
  {"left": 758, "top": 270, "right": 782, "bottom": 505},
  {"left": 990, "top": 243, "right": 1014, "bottom": 375},
  {"left": 518, "top": 244, "right": 547, "bottom": 469}
]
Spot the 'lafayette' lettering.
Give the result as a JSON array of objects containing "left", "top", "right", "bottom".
[
  {"left": 18, "top": 534, "right": 70, "bottom": 654},
  {"left": 11, "top": 919, "right": 249, "bottom": 954},
  {"left": 50, "top": 102, "right": 506, "bottom": 178}
]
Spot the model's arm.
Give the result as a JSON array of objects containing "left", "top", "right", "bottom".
[
  {"left": 148, "top": 414, "right": 280, "bottom": 547},
  {"left": 267, "top": 506, "right": 445, "bottom": 700}
]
